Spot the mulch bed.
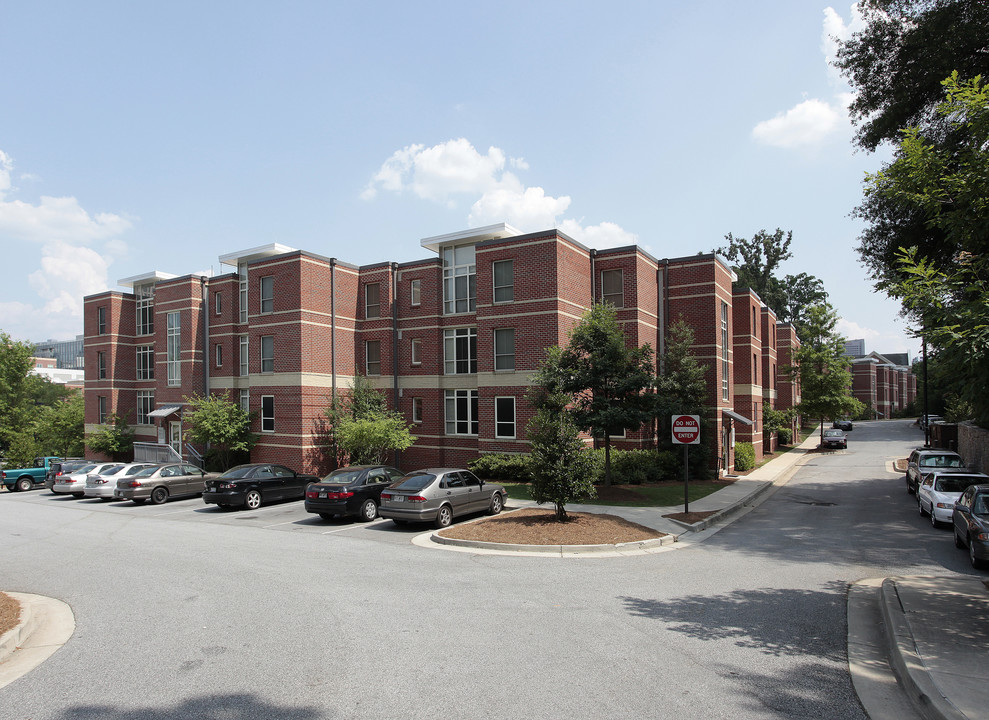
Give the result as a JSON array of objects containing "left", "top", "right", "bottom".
[
  {"left": 0, "top": 592, "right": 20, "bottom": 638},
  {"left": 437, "top": 507, "right": 666, "bottom": 546},
  {"left": 662, "top": 510, "right": 717, "bottom": 524}
]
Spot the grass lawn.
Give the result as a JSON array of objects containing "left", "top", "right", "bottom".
[{"left": 500, "top": 480, "right": 733, "bottom": 507}]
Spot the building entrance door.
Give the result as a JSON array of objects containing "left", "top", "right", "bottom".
[{"left": 169, "top": 422, "right": 182, "bottom": 458}]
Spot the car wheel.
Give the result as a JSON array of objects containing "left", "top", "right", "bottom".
[
  {"left": 488, "top": 493, "right": 504, "bottom": 516},
  {"left": 244, "top": 490, "right": 262, "bottom": 510},
  {"left": 434, "top": 504, "right": 453, "bottom": 529},
  {"left": 970, "top": 537, "right": 985, "bottom": 569},
  {"left": 132, "top": 498, "right": 146, "bottom": 505},
  {"left": 150, "top": 487, "right": 169, "bottom": 505},
  {"left": 955, "top": 528, "right": 966, "bottom": 549},
  {"left": 918, "top": 498, "right": 925, "bottom": 516},
  {"left": 358, "top": 499, "right": 377, "bottom": 522},
  {"left": 931, "top": 508, "right": 940, "bottom": 528},
  {"left": 16, "top": 478, "right": 33, "bottom": 492},
  {"left": 318, "top": 512, "right": 335, "bottom": 521}
]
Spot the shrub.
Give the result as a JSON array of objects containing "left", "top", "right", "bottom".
[
  {"left": 588, "top": 448, "right": 681, "bottom": 484},
  {"left": 777, "top": 428, "right": 792, "bottom": 446},
  {"left": 468, "top": 453, "right": 533, "bottom": 482},
  {"left": 734, "top": 442, "right": 756, "bottom": 472}
]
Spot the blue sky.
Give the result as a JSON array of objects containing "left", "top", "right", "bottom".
[{"left": 0, "top": 1, "right": 916, "bottom": 359}]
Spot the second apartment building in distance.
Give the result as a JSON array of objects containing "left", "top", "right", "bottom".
[{"left": 84, "top": 224, "right": 800, "bottom": 475}]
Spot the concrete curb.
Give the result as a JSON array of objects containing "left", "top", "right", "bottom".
[
  {"left": 431, "top": 531, "right": 676, "bottom": 555},
  {"left": 879, "top": 578, "right": 968, "bottom": 720},
  {"left": 0, "top": 592, "right": 75, "bottom": 690}
]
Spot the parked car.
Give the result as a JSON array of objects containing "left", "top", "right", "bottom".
[
  {"left": 47, "top": 460, "right": 91, "bottom": 492},
  {"left": 952, "top": 483, "right": 989, "bottom": 569},
  {"left": 202, "top": 463, "right": 318, "bottom": 510},
  {"left": 822, "top": 429, "right": 847, "bottom": 449},
  {"left": 378, "top": 468, "right": 506, "bottom": 528},
  {"left": 2, "top": 456, "right": 61, "bottom": 492},
  {"left": 919, "top": 414, "right": 943, "bottom": 432},
  {"left": 918, "top": 471, "right": 989, "bottom": 528},
  {"left": 113, "top": 463, "right": 213, "bottom": 505},
  {"left": 84, "top": 463, "right": 158, "bottom": 500},
  {"left": 305, "top": 465, "right": 405, "bottom": 522},
  {"left": 905, "top": 448, "right": 964, "bottom": 494},
  {"left": 54, "top": 463, "right": 120, "bottom": 498},
  {"left": 832, "top": 419, "right": 853, "bottom": 431}
]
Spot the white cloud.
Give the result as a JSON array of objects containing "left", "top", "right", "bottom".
[
  {"left": 469, "top": 184, "right": 571, "bottom": 229},
  {"left": 837, "top": 317, "right": 880, "bottom": 343},
  {"left": 558, "top": 220, "right": 639, "bottom": 249},
  {"left": 752, "top": 98, "right": 842, "bottom": 148}
]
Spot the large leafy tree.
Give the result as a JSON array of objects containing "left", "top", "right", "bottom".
[
  {"left": 0, "top": 332, "right": 36, "bottom": 456},
  {"left": 554, "top": 303, "right": 656, "bottom": 486},
  {"left": 87, "top": 413, "right": 135, "bottom": 462},
  {"left": 655, "top": 319, "right": 710, "bottom": 476},
  {"left": 328, "top": 374, "right": 416, "bottom": 466},
  {"left": 183, "top": 392, "right": 258, "bottom": 470},
  {"left": 34, "top": 393, "right": 85, "bottom": 459}
]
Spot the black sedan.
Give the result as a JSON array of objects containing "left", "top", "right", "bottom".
[
  {"left": 304, "top": 465, "right": 405, "bottom": 522},
  {"left": 953, "top": 483, "right": 989, "bottom": 570},
  {"left": 203, "top": 463, "right": 318, "bottom": 510},
  {"left": 832, "top": 419, "right": 853, "bottom": 431}
]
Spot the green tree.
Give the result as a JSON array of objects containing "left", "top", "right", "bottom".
[
  {"left": 555, "top": 303, "right": 656, "bottom": 486},
  {"left": 789, "top": 304, "right": 863, "bottom": 442},
  {"left": 0, "top": 331, "right": 36, "bottom": 456},
  {"left": 328, "top": 374, "right": 416, "bottom": 466},
  {"left": 183, "top": 392, "right": 258, "bottom": 470},
  {"left": 34, "top": 393, "right": 85, "bottom": 458},
  {"left": 655, "top": 319, "right": 710, "bottom": 476},
  {"left": 87, "top": 413, "right": 135, "bottom": 461}
]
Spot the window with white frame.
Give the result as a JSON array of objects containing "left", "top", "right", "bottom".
[
  {"left": 411, "top": 338, "right": 421, "bottom": 365},
  {"left": 366, "top": 340, "right": 381, "bottom": 375},
  {"left": 97, "top": 351, "right": 106, "bottom": 379},
  {"left": 261, "top": 395, "right": 274, "bottom": 432},
  {"left": 412, "top": 397, "right": 423, "bottom": 423},
  {"left": 97, "top": 306, "right": 106, "bottom": 335},
  {"left": 216, "top": 344, "right": 223, "bottom": 367},
  {"left": 136, "top": 345, "right": 154, "bottom": 380},
  {"left": 721, "top": 301, "right": 729, "bottom": 401},
  {"left": 239, "top": 335, "right": 249, "bottom": 376},
  {"left": 444, "top": 328, "right": 477, "bottom": 374},
  {"left": 215, "top": 291, "right": 222, "bottom": 315},
  {"left": 442, "top": 244, "right": 476, "bottom": 314},
  {"left": 167, "top": 311, "right": 181, "bottom": 386},
  {"left": 410, "top": 278, "right": 421, "bottom": 306},
  {"left": 493, "top": 260, "right": 514, "bottom": 303},
  {"left": 260, "top": 276, "right": 274, "bottom": 314},
  {"left": 136, "top": 391, "right": 155, "bottom": 425},
  {"left": 239, "top": 389, "right": 249, "bottom": 413},
  {"left": 495, "top": 397, "right": 516, "bottom": 438},
  {"left": 494, "top": 328, "right": 515, "bottom": 371},
  {"left": 365, "top": 282, "right": 380, "bottom": 319},
  {"left": 136, "top": 284, "right": 154, "bottom": 336},
  {"left": 98, "top": 396, "right": 108, "bottom": 424},
  {"left": 602, "top": 269, "right": 624, "bottom": 307},
  {"left": 238, "top": 262, "right": 248, "bottom": 323},
  {"left": 445, "top": 389, "right": 478, "bottom": 435},
  {"left": 261, "top": 335, "right": 274, "bottom": 373}
]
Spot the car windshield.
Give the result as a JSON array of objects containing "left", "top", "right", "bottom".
[
  {"left": 391, "top": 473, "right": 436, "bottom": 491},
  {"left": 102, "top": 465, "right": 125, "bottom": 476},
  {"left": 320, "top": 469, "right": 365, "bottom": 484},
  {"left": 921, "top": 455, "right": 961, "bottom": 468},
  {"left": 824, "top": 430, "right": 843, "bottom": 437},
  {"left": 75, "top": 464, "right": 97, "bottom": 474},
  {"left": 936, "top": 477, "right": 978, "bottom": 493},
  {"left": 973, "top": 496, "right": 988, "bottom": 515},
  {"left": 220, "top": 465, "right": 257, "bottom": 479}
]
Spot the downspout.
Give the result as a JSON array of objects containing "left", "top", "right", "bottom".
[
  {"left": 391, "top": 262, "right": 400, "bottom": 468},
  {"left": 330, "top": 259, "right": 337, "bottom": 403},
  {"left": 202, "top": 276, "right": 210, "bottom": 397},
  {"left": 590, "top": 248, "right": 597, "bottom": 303}
]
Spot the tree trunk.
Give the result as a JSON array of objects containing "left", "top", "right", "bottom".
[
  {"left": 555, "top": 502, "right": 568, "bottom": 521},
  {"left": 604, "top": 432, "right": 612, "bottom": 487}
]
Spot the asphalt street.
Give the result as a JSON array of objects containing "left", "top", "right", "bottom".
[{"left": 0, "top": 419, "right": 981, "bottom": 719}]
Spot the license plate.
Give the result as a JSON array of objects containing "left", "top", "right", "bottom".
[
  {"left": 318, "top": 492, "right": 327, "bottom": 499},
  {"left": 392, "top": 495, "right": 404, "bottom": 502}
]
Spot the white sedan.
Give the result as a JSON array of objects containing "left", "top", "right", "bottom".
[
  {"left": 54, "top": 463, "right": 120, "bottom": 498},
  {"left": 84, "top": 463, "right": 158, "bottom": 499},
  {"left": 918, "top": 470, "right": 989, "bottom": 528}
]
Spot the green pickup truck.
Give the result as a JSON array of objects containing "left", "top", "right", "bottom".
[{"left": 2, "top": 456, "right": 61, "bottom": 492}]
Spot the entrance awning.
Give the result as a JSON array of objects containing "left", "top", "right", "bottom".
[
  {"left": 147, "top": 405, "right": 182, "bottom": 418},
  {"left": 722, "top": 409, "right": 754, "bottom": 426}
]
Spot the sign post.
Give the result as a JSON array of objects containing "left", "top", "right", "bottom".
[{"left": 671, "top": 415, "right": 701, "bottom": 513}]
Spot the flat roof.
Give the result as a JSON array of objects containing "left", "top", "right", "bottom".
[
  {"left": 117, "top": 271, "right": 178, "bottom": 289},
  {"left": 218, "top": 243, "right": 297, "bottom": 268},
  {"left": 420, "top": 223, "right": 522, "bottom": 253}
]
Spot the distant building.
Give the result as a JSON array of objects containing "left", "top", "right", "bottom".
[
  {"left": 30, "top": 357, "right": 85, "bottom": 389},
  {"left": 844, "top": 338, "right": 866, "bottom": 357},
  {"left": 34, "top": 336, "right": 86, "bottom": 370},
  {"left": 844, "top": 339, "right": 916, "bottom": 417}
]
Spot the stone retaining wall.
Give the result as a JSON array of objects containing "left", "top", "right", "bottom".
[{"left": 959, "top": 422, "right": 989, "bottom": 475}]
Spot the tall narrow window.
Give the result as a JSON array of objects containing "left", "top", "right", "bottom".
[
  {"left": 98, "top": 396, "right": 108, "bottom": 424},
  {"left": 136, "top": 284, "right": 154, "bottom": 336},
  {"left": 97, "top": 306, "right": 107, "bottom": 335},
  {"left": 495, "top": 397, "right": 516, "bottom": 438},
  {"left": 365, "top": 283, "right": 380, "bottom": 319},
  {"left": 444, "top": 328, "right": 477, "bottom": 374},
  {"left": 602, "top": 269, "right": 624, "bottom": 307},
  {"left": 753, "top": 353, "right": 758, "bottom": 384},
  {"left": 410, "top": 278, "right": 421, "bottom": 307},
  {"left": 260, "top": 335, "right": 274, "bottom": 373},
  {"left": 445, "top": 389, "right": 478, "bottom": 435},
  {"left": 136, "top": 345, "right": 154, "bottom": 380},
  {"left": 167, "top": 311, "right": 181, "bottom": 386},
  {"left": 136, "top": 391, "right": 155, "bottom": 425},
  {"left": 412, "top": 397, "right": 423, "bottom": 423},
  {"left": 721, "top": 302, "right": 729, "bottom": 401},
  {"left": 366, "top": 340, "right": 381, "bottom": 375},
  {"left": 261, "top": 395, "right": 274, "bottom": 432},
  {"left": 97, "top": 352, "right": 107, "bottom": 379},
  {"left": 442, "top": 244, "right": 476, "bottom": 314},
  {"left": 411, "top": 338, "right": 422, "bottom": 365},
  {"left": 238, "top": 262, "right": 248, "bottom": 323},
  {"left": 493, "top": 260, "right": 514, "bottom": 303},
  {"left": 216, "top": 344, "right": 223, "bottom": 367},
  {"left": 494, "top": 328, "right": 515, "bottom": 371},
  {"left": 260, "top": 276, "right": 274, "bottom": 314},
  {"left": 239, "top": 335, "right": 249, "bottom": 376},
  {"left": 239, "top": 389, "right": 250, "bottom": 413},
  {"left": 215, "top": 292, "right": 222, "bottom": 315}
]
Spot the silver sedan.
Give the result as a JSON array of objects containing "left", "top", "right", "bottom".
[{"left": 378, "top": 468, "right": 506, "bottom": 528}]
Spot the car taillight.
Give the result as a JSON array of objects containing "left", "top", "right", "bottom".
[
  {"left": 306, "top": 490, "right": 318, "bottom": 499},
  {"left": 380, "top": 493, "right": 392, "bottom": 500},
  {"left": 128, "top": 481, "right": 142, "bottom": 488},
  {"left": 66, "top": 478, "right": 78, "bottom": 483},
  {"left": 407, "top": 496, "right": 427, "bottom": 503},
  {"left": 218, "top": 482, "right": 238, "bottom": 490},
  {"left": 327, "top": 491, "right": 353, "bottom": 500}
]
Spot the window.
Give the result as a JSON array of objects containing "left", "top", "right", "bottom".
[
  {"left": 444, "top": 328, "right": 477, "bottom": 374},
  {"left": 215, "top": 292, "right": 222, "bottom": 315},
  {"left": 495, "top": 397, "right": 516, "bottom": 438},
  {"left": 238, "top": 262, "right": 248, "bottom": 323},
  {"left": 494, "top": 328, "right": 515, "bottom": 371},
  {"left": 442, "top": 244, "right": 476, "bottom": 314},
  {"left": 412, "top": 397, "right": 423, "bottom": 423},
  {"left": 445, "top": 389, "right": 478, "bottom": 435},
  {"left": 721, "top": 302, "right": 729, "bottom": 401},
  {"left": 365, "top": 283, "right": 380, "bottom": 319},
  {"left": 410, "top": 278, "right": 421, "bottom": 307},
  {"left": 261, "top": 335, "right": 274, "bottom": 373},
  {"left": 602, "top": 269, "right": 624, "bottom": 307},
  {"left": 97, "top": 351, "right": 106, "bottom": 379},
  {"left": 753, "top": 353, "right": 758, "bottom": 384},
  {"left": 493, "top": 260, "right": 514, "bottom": 303},
  {"left": 97, "top": 306, "right": 106, "bottom": 335},
  {"left": 411, "top": 338, "right": 422, "bottom": 365},
  {"left": 136, "top": 345, "right": 154, "bottom": 380},
  {"left": 216, "top": 344, "right": 223, "bottom": 367},
  {"left": 239, "top": 389, "right": 249, "bottom": 413},
  {"left": 261, "top": 395, "right": 274, "bottom": 432},
  {"left": 136, "top": 391, "right": 155, "bottom": 425},
  {"left": 260, "top": 276, "right": 274, "bottom": 314},
  {"left": 98, "top": 396, "right": 108, "bottom": 424},
  {"left": 167, "top": 311, "right": 181, "bottom": 386},
  {"left": 239, "top": 335, "right": 249, "bottom": 376},
  {"left": 366, "top": 340, "right": 381, "bottom": 375},
  {"left": 136, "top": 284, "right": 154, "bottom": 336}
]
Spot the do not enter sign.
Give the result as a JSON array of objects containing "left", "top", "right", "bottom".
[{"left": 672, "top": 414, "right": 701, "bottom": 445}]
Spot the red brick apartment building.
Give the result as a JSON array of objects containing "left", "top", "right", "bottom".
[
  {"left": 83, "top": 224, "right": 802, "bottom": 476},
  {"left": 848, "top": 350, "right": 916, "bottom": 419}
]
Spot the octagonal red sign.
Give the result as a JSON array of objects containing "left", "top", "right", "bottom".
[{"left": 672, "top": 414, "right": 701, "bottom": 445}]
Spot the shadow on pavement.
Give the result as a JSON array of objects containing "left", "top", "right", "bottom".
[{"left": 57, "top": 693, "right": 327, "bottom": 720}]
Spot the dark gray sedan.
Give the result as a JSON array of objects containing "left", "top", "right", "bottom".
[
  {"left": 378, "top": 468, "right": 506, "bottom": 528},
  {"left": 113, "top": 463, "right": 213, "bottom": 505}
]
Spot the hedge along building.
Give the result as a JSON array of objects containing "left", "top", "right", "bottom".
[{"left": 83, "top": 224, "right": 797, "bottom": 475}]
